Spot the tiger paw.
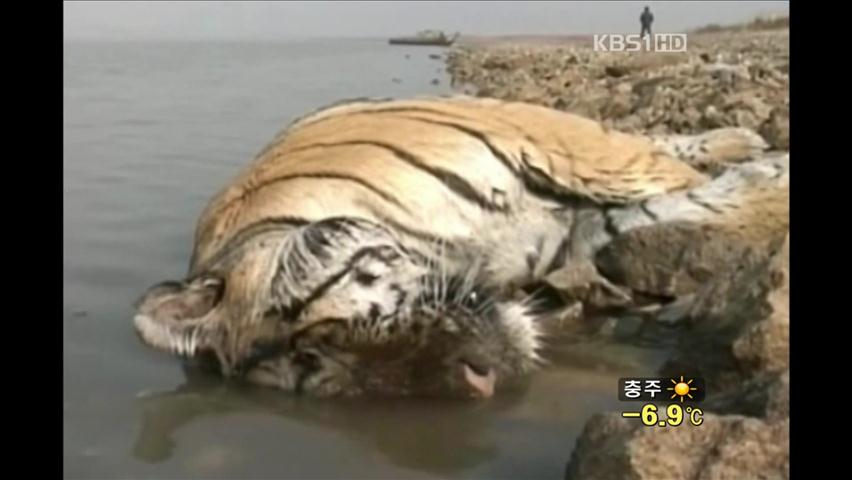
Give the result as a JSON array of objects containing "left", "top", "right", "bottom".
[
  {"left": 653, "top": 128, "right": 769, "bottom": 174},
  {"left": 543, "top": 260, "right": 634, "bottom": 309},
  {"left": 693, "top": 127, "right": 769, "bottom": 164}
]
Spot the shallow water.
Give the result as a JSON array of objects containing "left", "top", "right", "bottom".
[{"left": 64, "top": 39, "right": 667, "bottom": 479}]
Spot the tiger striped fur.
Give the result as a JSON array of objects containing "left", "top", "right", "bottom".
[{"left": 134, "top": 95, "right": 787, "bottom": 398}]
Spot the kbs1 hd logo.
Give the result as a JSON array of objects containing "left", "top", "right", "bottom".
[{"left": 593, "top": 34, "right": 688, "bottom": 52}]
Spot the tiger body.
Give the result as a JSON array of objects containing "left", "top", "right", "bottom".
[
  {"left": 135, "top": 95, "right": 787, "bottom": 398},
  {"left": 191, "top": 96, "right": 706, "bottom": 287}
]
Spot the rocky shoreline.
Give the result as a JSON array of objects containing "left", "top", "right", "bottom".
[
  {"left": 444, "top": 26, "right": 790, "bottom": 480},
  {"left": 447, "top": 30, "right": 789, "bottom": 150}
]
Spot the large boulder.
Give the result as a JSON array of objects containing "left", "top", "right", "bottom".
[
  {"left": 565, "top": 409, "right": 789, "bottom": 480},
  {"left": 660, "top": 235, "right": 789, "bottom": 389},
  {"left": 595, "top": 222, "right": 778, "bottom": 300},
  {"left": 565, "top": 235, "right": 789, "bottom": 480}
]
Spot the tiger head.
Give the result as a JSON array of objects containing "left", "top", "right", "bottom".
[{"left": 134, "top": 218, "right": 543, "bottom": 399}]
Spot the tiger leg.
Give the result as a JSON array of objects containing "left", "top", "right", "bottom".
[
  {"left": 603, "top": 153, "right": 788, "bottom": 237},
  {"left": 540, "top": 153, "right": 788, "bottom": 310},
  {"left": 650, "top": 127, "right": 769, "bottom": 173},
  {"left": 523, "top": 205, "right": 636, "bottom": 310}
]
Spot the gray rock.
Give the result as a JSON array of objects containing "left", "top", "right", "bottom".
[
  {"left": 566, "top": 412, "right": 789, "bottom": 480},
  {"left": 595, "top": 222, "right": 784, "bottom": 300},
  {"left": 566, "top": 234, "right": 789, "bottom": 479},
  {"left": 759, "top": 107, "right": 790, "bottom": 150},
  {"left": 604, "top": 65, "right": 630, "bottom": 78},
  {"left": 663, "top": 235, "right": 789, "bottom": 387}
]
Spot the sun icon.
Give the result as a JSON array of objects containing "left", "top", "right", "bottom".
[{"left": 667, "top": 376, "right": 698, "bottom": 402}]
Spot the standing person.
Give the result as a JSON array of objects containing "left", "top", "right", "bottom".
[{"left": 640, "top": 6, "right": 654, "bottom": 38}]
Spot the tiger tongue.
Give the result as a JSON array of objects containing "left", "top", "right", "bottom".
[{"left": 462, "top": 363, "right": 497, "bottom": 398}]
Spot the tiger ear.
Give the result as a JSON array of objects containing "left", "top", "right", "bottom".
[{"left": 135, "top": 275, "right": 225, "bottom": 324}]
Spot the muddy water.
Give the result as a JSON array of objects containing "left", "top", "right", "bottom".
[{"left": 64, "top": 39, "right": 666, "bottom": 479}]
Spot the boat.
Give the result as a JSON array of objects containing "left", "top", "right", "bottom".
[{"left": 389, "top": 30, "right": 460, "bottom": 46}]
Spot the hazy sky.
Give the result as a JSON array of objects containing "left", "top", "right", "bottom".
[{"left": 64, "top": 1, "right": 789, "bottom": 41}]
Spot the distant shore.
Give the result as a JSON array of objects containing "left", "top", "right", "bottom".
[
  {"left": 456, "top": 35, "right": 592, "bottom": 48},
  {"left": 455, "top": 30, "right": 786, "bottom": 49},
  {"left": 453, "top": 14, "right": 788, "bottom": 48}
]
